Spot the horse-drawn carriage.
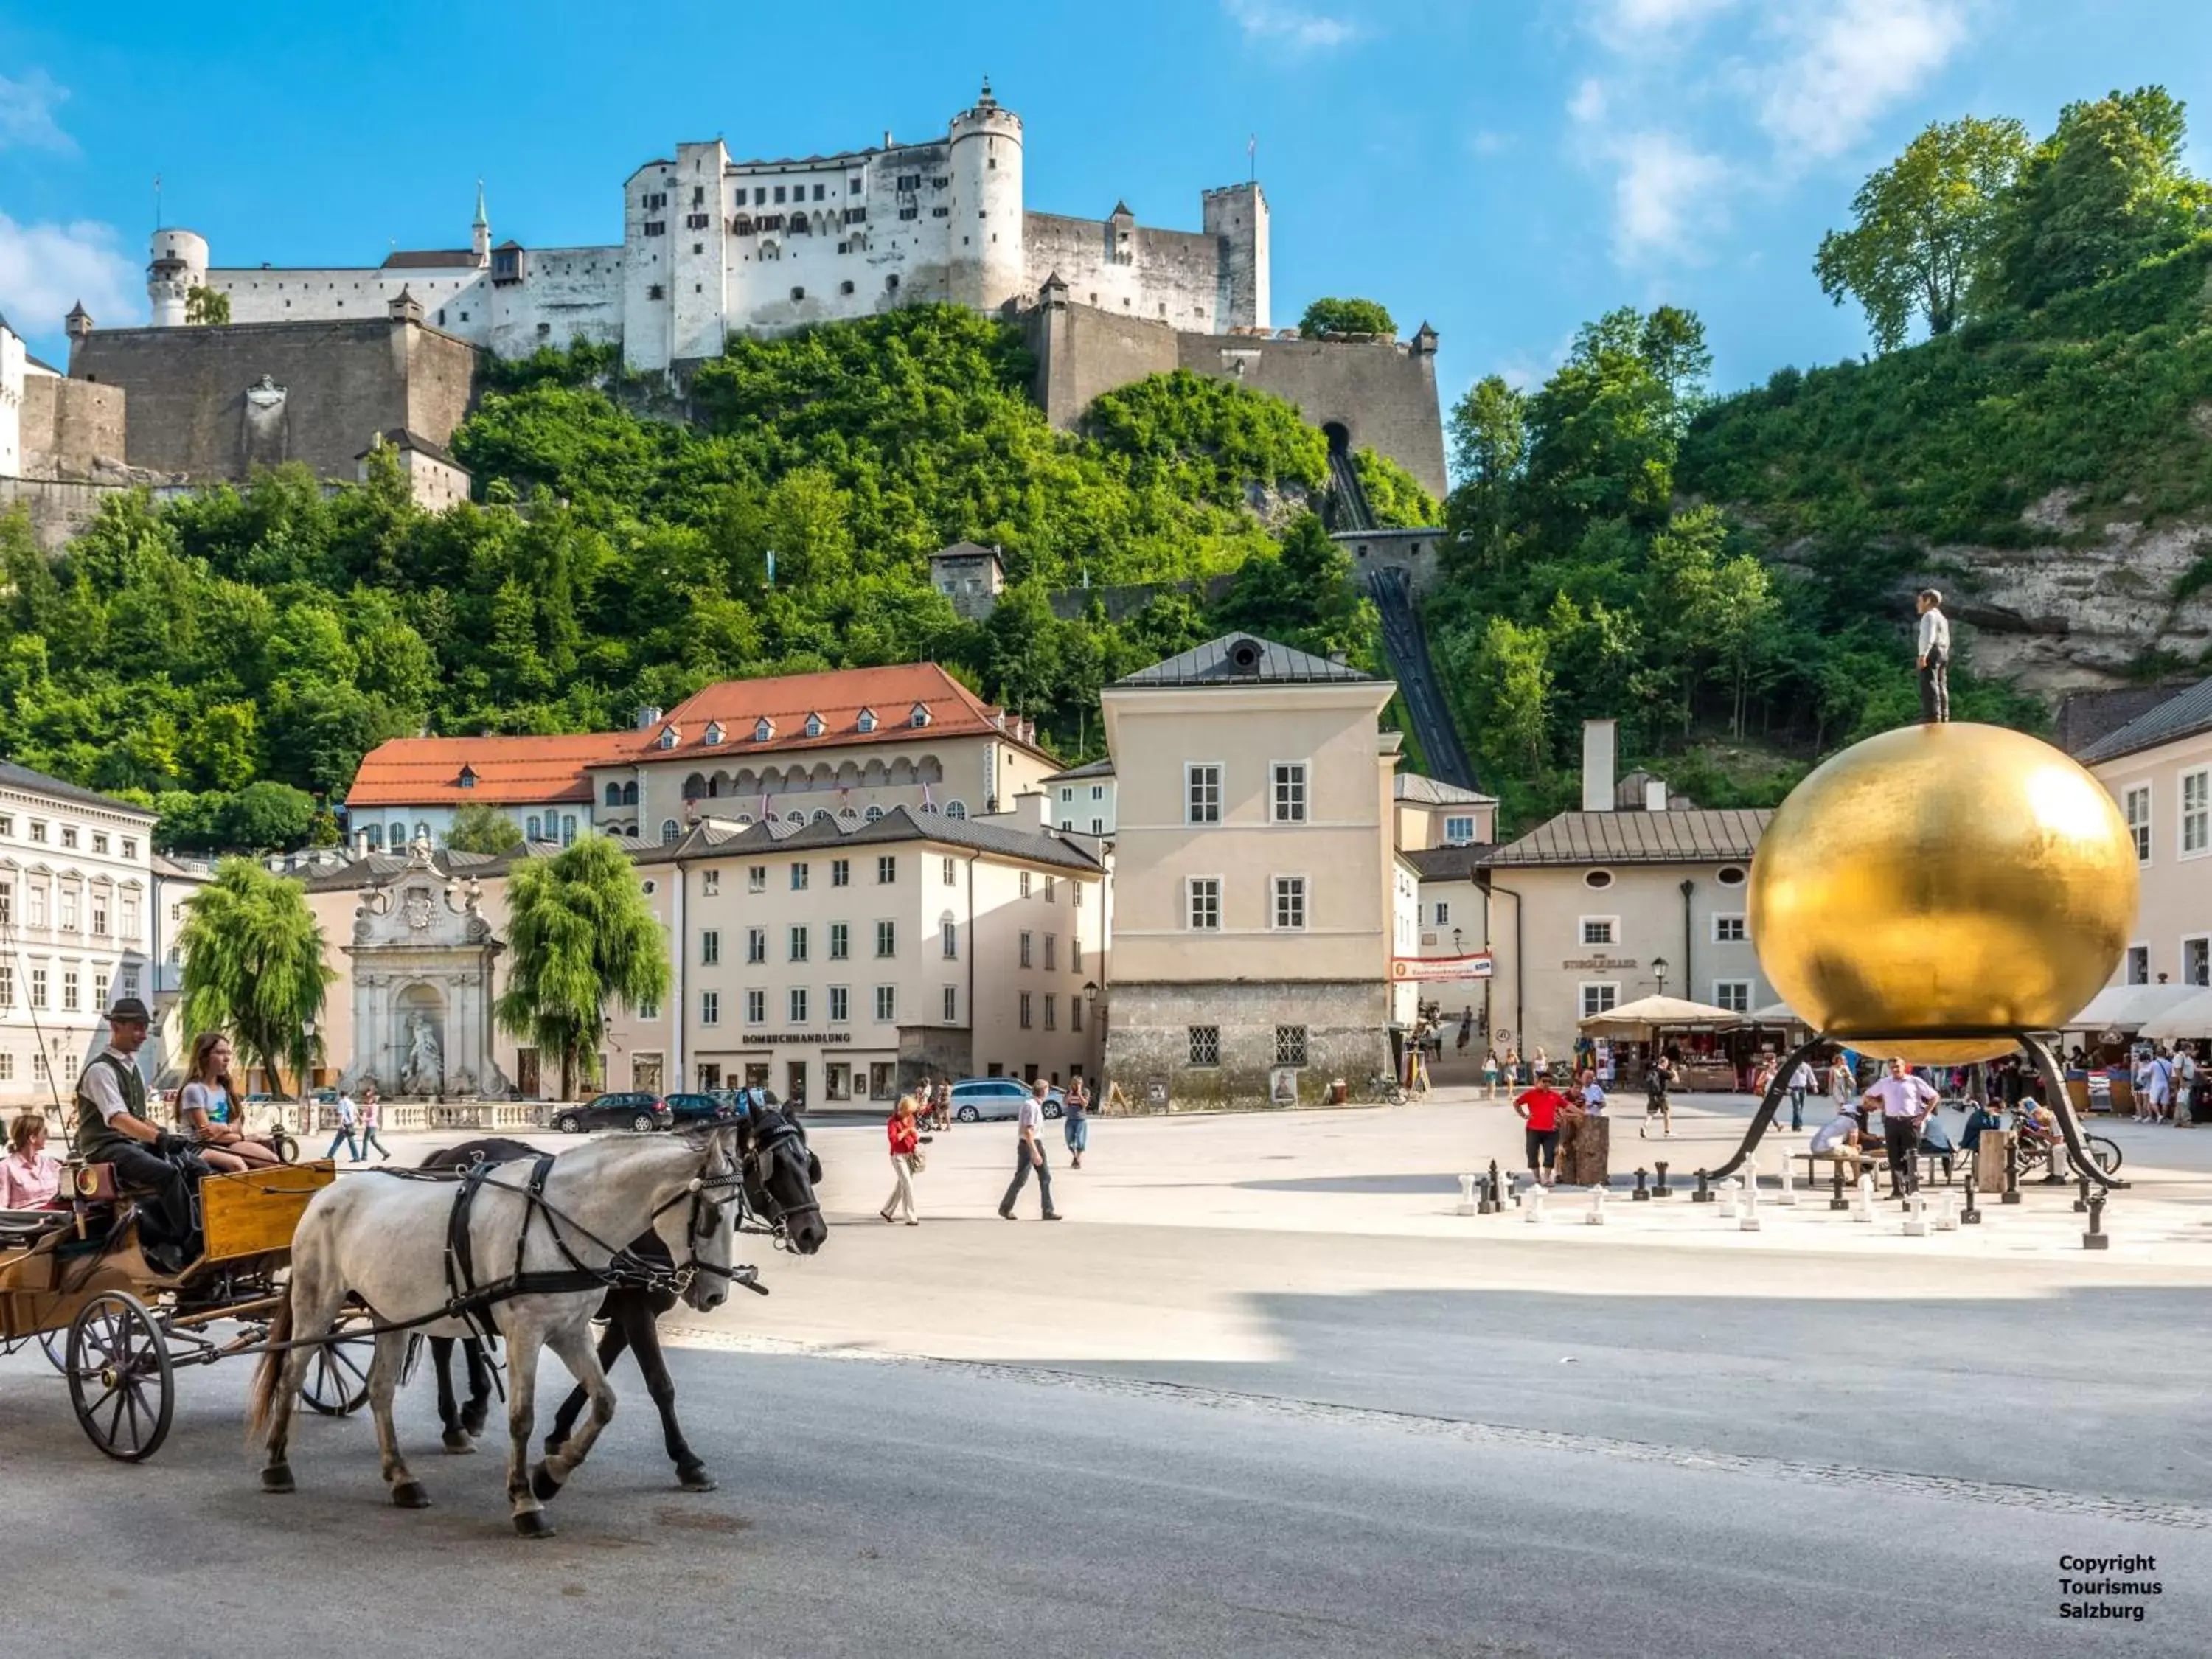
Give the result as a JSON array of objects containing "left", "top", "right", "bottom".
[{"left": 0, "top": 1158, "right": 372, "bottom": 1461}]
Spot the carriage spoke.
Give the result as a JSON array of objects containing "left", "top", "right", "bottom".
[
  {"left": 120, "top": 1380, "right": 145, "bottom": 1448},
  {"left": 104, "top": 1384, "right": 129, "bottom": 1447}
]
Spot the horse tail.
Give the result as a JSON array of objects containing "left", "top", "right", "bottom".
[{"left": 245, "top": 1294, "right": 293, "bottom": 1446}]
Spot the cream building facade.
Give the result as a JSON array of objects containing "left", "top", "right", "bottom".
[
  {"left": 1100, "top": 635, "right": 1398, "bottom": 1105},
  {"left": 2079, "top": 677, "right": 2212, "bottom": 992},
  {"left": 0, "top": 762, "right": 159, "bottom": 1109}
]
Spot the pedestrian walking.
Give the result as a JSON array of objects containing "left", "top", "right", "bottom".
[
  {"left": 1830, "top": 1051, "right": 1857, "bottom": 1107},
  {"left": 1786, "top": 1057, "right": 1818, "bottom": 1132},
  {"left": 1062, "top": 1077, "right": 1090, "bottom": 1168},
  {"left": 1503, "top": 1046, "right": 1521, "bottom": 1088},
  {"left": 1864, "top": 1057, "right": 1940, "bottom": 1199},
  {"left": 1456, "top": 1009, "right": 1473, "bottom": 1054},
  {"left": 326, "top": 1087, "right": 362, "bottom": 1163},
  {"left": 1514, "top": 1074, "right": 1571, "bottom": 1188},
  {"left": 998, "top": 1079, "right": 1062, "bottom": 1221},
  {"left": 358, "top": 1086, "right": 392, "bottom": 1161},
  {"left": 880, "top": 1095, "right": 922, "bottom": 1225},
  {"left": 1641, "top": 1051, "right": 1674, "bottom": 1138},
  {"left": 1916, "top": 588, "right": 1951, "bottom": 723},
  {"left": 1482, "top": 1050, "right": 1500, "bottom": 1100},
  {"left": 1532, "top": 1046, "right": 1550, "bottom": 1082}
]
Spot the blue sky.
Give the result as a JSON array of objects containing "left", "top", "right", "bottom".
[{"left": 4, "top": 0, "right": 2208, "bottom": 437}]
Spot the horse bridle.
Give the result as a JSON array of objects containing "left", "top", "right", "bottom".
[{"left": 736, "top": 1114, "right": 821, "bottom": 1252}]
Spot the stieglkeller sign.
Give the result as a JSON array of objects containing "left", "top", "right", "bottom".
[{"left": 1390, "top": 953, "right": 1494, "bottom": 982}]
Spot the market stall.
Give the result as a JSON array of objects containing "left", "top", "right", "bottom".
[{"left": 1579, "top": 995, "right": 1747, "bottom": 1091}]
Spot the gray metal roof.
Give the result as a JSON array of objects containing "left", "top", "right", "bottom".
[
  {"left": 2076, "top": 674, "right": 2212, "bottom": 765},
  {"left": 1112, "top": 634, "right": 1376, "bottom": 689},
  {"left": 1041, "top": 757, "right": 1115, "bottom": 783},
  {"left": 1394, "top": 773, "right": 1496, "bottom": 807},
  {"left": 299, "top": 847, "right": 513, "bottom": 892},
  {"left": 1403, "top": 844, "right": 1498, "bottom": 881},
  {"left": 1486, "top": 809, "right": 1771, "bottom": 867},
  {"left": 0, "top": 759, "right": 159, "bottom": 820},
  {"left": 632, "top": 805, "right": 1105, "bottom": 874}
]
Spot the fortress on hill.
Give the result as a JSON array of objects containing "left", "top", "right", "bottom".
[{"left": 3, "top": 83, "right": 1444, "bottom": 540}]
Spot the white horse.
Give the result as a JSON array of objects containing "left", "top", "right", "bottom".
[{"left": 248, "top": 1124, "right": 788, "bottom": 1537}]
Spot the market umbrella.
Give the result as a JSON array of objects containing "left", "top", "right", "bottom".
[
  {"left": 1578, "top": 994, "right": 1742, "bottom": 1035},
  {"left": 2137, "top": 989, "right": 2212, "bottom": 1041},
  {"left": 2063, "top": 982, "right": 2202, "bottom": 1034}
]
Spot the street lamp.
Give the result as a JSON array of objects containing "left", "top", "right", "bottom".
[
  {"left": 1082, "top": 981, "right": 1099, "bottom": 1005},
  {"left": 1652, "top": 956, "right": 1669, "bottom": 995}
]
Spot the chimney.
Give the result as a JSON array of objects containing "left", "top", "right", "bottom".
[
  {"left": 353, "top": 829, "right": 370, "bottom": 857},
  {"left": 1015, "top": 790, "right": 1050, "bottom": 828},
  {"left": 1645, "top": 778, "right": 1668, "bottom": 812},
  {"left": 636, "top": 705, "right": 663, "bottom": 731},
  {"left": 1581, "top": 720, "right": 1616, "bottom": 813}
]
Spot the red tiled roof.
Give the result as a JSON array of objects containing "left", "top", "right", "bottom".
[
  {"left": 598, "top": 663, "right": 1046, "bottom": 765},
  {"left": 345, "top": 733, "right": 630, "bottom": 807}
]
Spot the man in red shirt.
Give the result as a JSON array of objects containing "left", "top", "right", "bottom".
[{"left": 1514, "top": 1079, "right": 1571, "bottom": 1188}]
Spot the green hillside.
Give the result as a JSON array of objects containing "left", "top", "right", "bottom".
[{"left": 0, "top": 305, "right": 1431, "bottom": 852}]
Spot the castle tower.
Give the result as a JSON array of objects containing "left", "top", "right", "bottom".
[
  {"left": 946, "top": 77, "right": 1025, "bottom": 312},
  {"left": 1202, "top": 182, "right": 1270, "bottom": 332},
  {"left": 471, "top": 180, "right": 490, "bottom": 267},
  {"left": 147, "top": 227, "right": 210, "bottom": 328}
]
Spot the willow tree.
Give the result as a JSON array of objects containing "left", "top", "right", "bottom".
[
  {"left": 177, "top": 858, "right": 335, "bottom": 1093},
  {"left": 495, "top": 835, "right": 669, "bottom": 1099}
]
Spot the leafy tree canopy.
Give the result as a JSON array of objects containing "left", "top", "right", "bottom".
[
  {"left": 1298, "top": 298, "right": 1397, "bottom": 340},
  {"left": 447, "top": 802, "right": 527, "bottom": 854},
  {"left": 177, "top": 858, "right": 335, "bottom": 1093}
]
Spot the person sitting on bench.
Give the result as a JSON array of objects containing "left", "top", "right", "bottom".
[
  {"left": 74, "top": 997, "right": 211, "bottom": 1276},
  {"left": 1809, "top": 1105, "right": 1868, "bottom": 1163},
  {"left": 0, "top": 1110, "right": 65, "bottom": 1208}
]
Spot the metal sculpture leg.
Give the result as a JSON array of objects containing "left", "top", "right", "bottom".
[
  {"left": 1710, "top": 1035, "right": 1826, "bottom": 1182},
  {"left": 2024, "top": 1033, "right": 2126, "bottom": 1191}
]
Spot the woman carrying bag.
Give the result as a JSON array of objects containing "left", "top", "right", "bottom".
[{"left": 880, "top": 1094, "right": 925, "bottom": 1225}]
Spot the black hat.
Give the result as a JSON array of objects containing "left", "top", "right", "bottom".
[{"left": 105, "top": 997, "right": 153, "bottom": 1024}]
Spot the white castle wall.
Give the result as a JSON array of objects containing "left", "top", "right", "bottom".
[{"left": 0, "top": 321, "right": 22, "bottom": 476}]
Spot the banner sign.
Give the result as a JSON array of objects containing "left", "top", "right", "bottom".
[{"left": 1391, "top": 952, "right": 1494, "bottom": 982}]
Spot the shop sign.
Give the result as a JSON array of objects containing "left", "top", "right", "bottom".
[
  {"left": 1562, "top": 955, "right": 1640, "bottom": 971},
  {"left": 1391, "top": 952, "right": 1493, "bottom": 982}
]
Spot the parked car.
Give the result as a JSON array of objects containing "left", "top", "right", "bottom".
[
  {"left": 552, "top": 1092, "right": 675, "bottom": 1133},
  {"left": 663, "top": 1091, "right": 740, "bottom": 1125},
  {"left": 947, "top": 1077, "right": 1064, "bottom": 1123},
  {"left": 707, "top": 1088, "right": 782, "bottom": 1117}
]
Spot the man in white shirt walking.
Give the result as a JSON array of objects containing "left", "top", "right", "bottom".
[
  {"left": 1864, "top": 1057, "right": 1941, "bottom": 1198},
  {"left": 998, "top": 1079, "right": 1062, "bottom": 1221},
  {"left": 1915, "top": 588, "right": 1951, "bottom": 723},
  {"left": 1785, "top": 1058, "right": 1819, "bottom": 1131}
]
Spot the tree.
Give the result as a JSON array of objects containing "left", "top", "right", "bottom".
[
  {"left": 1466, "top": 616, "right": 1551, "bottom": 781},
  {"left": 178, "top": 858, "right": 335, "bottom": 1095},
  {"left": 1298, "top": 297, "right": 1396, "bottom": 340},
  {"left": 1991, "top": 86, "right": 2209, "bottom": 310},
  {"left": 1815, "top": 116, "right": 2031, "bottom": 350},
  {"left": 1447, "top": 375, "right": 1528, "bottom": 571},
  {"left": 495, "top": 837, "right": 670, "bottom": 1099},
  {"left": 447, "top": 801, "right": 526, "bottom": 854},
  {"left": 219, "top": 780, "right": 318, "bottom": 850},
  {"left": 184, "top": 285, "right": 231, "bottom": 326}
]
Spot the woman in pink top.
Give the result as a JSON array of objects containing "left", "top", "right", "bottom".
[{"left": 0, "top": 1112, "right": 65, "bottom": 1208}]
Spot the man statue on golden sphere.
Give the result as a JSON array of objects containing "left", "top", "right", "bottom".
[{"left": 1749, "top": 722, "right": 2138, "bottom": 1064}]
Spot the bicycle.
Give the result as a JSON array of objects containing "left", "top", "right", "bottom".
[{"left": 1368, "top": 1073, "right": 1408, "bottom": 1106}]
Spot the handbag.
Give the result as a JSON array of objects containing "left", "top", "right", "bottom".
[{"left": 907, "top": 1148, "right": 926, "bottom": 1175}]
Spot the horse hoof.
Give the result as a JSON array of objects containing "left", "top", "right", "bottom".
[
  {"left": 261, "top": 1464, "right": 295, "bottom": 1495},
  {"left": 529, "top": 1461, "right": 565, "bottom": 1503},
  {"left": 513, "top": 1509, "right": 557, "bottom": 1539},
  {"left": 442, "top": 1426, "right": 476, "bottom": 1454},
  {"left": 462, "top": 1408, "right": 490, "bottom": 1436},
  {"left": 392, "top": 1481, "right": 433, "bottom": 1509},
  {"left": 677, "top": 1466, "right": 718, "bottom": 1492}
]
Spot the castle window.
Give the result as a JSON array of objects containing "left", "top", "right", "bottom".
[
  {"left": 459, "top": 311, "right": 468, "bottom": 321},
  {"left": 804, "top": 713, "right": 824, "bottom": 738},
  {"left": 644, "top": 221, "right": 665, "bottom": 237},
  {"left": 840, "top": 280, "right": 855, "bottom": 296},
  {"left": 899, "top": 206, "right": 919, "bottom": 221},
  {"left": 886, "top": 274, "right": 900, "bottom": 291},
  {"left": 692, "top": 184, "right": 705, "bottom": 206},
  {"left": 648, "top": 285, "right": 664, "bottom": 300},
  {"left": 813, "top": 183, "right": 826, "bottom": 201},
  {"left": 857, "top": 709, "right": 877, "bottom": 733},
  {"left": 774, "top": 186, "right": 786, "bottom": 203},
  {"left": 849, "top": 175, "right": 862, "bottom": 193},
  {"left": 790, "top": 287, "right": 804, "bottom": 302},
  {"left": 692, "top": 243, "right": 702, "bottom": 254},
  {"left": 703, "top": 722, "right": 725, "bottom": 745},
  {"left": 754, "top": 717, "right": 774, "bottom": 742},
  {"left": 908, "top": 704, "right": 931, "bottom": 728},
  {"left": 932, "top": 206, "right": 948, "bottom": 218}
]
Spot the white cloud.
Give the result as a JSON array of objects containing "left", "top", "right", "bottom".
[
  {"left": 1755, "top": 0, "right": 1969, "bottom": 158},
  {"left": 0, "top": 69, "right": 74, "bottom": 153},
  {"left": 1468, "top": 129, "right": 1516, "bottom": 157},
  {"left": 1611, "top": 132, "right": 1732, "bottom": 262},
  {"left": 1224, "top": 0, "right": 1362, "bottom": 52},
  {"left": 0, "top": 215, "right": 142, "bottom": 347},
  {"left": 1568, "top": 77, "right": 1609, "bottom": 126},
  {"left": 1593, "top": 0, "right": 1740, "bottom": 45}
]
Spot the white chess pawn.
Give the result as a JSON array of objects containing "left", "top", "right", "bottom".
[
  {"left": 1903, "top": 1193, "right": 1930, "bottom": 1237},
  {"left": 1853, "top": 1172, "right": 1877, "bottom": 1222},
  {"left": 1739, "top": 1172, "right": 1761, "bottom": 1232},
  {"left": 1585, "top": 1185, "right": 1607, "bottom": 1226}
]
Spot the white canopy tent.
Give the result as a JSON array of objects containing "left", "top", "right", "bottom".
[
  {"left": 2063, "top": 983, "right": 2202, "bottom": 1034},
  {"left": 1578, "top": 994, "right": 1742, "bottom": 1035},
  {"left": 2137, "top": 990, "right": 2212, "bottom": 1041}
]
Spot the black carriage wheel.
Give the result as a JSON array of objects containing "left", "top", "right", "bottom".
[
  {"left": 39, "top": 1326, "right": 69, "bottom": 1373},
  {"left": 66, "top": 1291, "right": 175, "bottom": 1463},
  {"left": 300, "top": 1328, "right": 374, "bottom": 1416}
]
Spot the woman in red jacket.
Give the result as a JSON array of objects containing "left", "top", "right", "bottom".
[{"left": 881, "top": 1095, "right": 922, "bottom": 1225}]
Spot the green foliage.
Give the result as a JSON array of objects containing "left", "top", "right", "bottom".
[
  {"left": 1352, "top": 449, "right": 1437, "bottom": 527},
  {"left": 1213, "top": 514, "right": 1377, "bottom": 667},
  {"left": 178, "top": 859, "right": 335, "bottom": 1094},
  {"left": 1815, "top": 115, "right": 2031, "bottom": 349},
  {"left": 184, "top": 285, "right": 231, "bottom": 327},
  {"left": 448, "top": 802, "right": 526, "bottom": 853},
  {"left": 495, "top": 836, "right": 672, "bottom": 1099},
  {"left": 1298, "top": 297, "right": 1397, "bottom": 340}
]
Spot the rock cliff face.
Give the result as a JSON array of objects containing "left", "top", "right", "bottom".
[{"left": 1926, "top": 491, "right": 2212, "bottom": 694}]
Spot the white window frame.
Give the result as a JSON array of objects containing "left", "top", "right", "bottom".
[
  {"left": 874, "top": 984, "right": 897, "bottom": 1022},
  {"left": 1711, "top": 979, "right": 1752, "bottom": 1015},
  {"left": 1271, "top": 874, "right": 1308, "bottom": 931},
  {"left": 1579, "top": 915, "right": 1619, "bottom": 948},
  {"left": 1579, "top": 981, "right": 1620, "bottom": 1019},
  {"left": 828, "top": 986, "right": 850, "bottom": 1023},
  {"left": 2185, "top": 934, "right": 2211, "bottom": 989},
  {"left": 1444, "top": 814, "right": 1475, "bottom": 846},
  {"left": 788, "top": 987, "right": 809, "bottom": 1024},
  {"left": 2124, "top": 784, "right": 2152, "bottom": 863},
  {"left": 745, "top": 989, "right": 767, "bottom": 1024},
  {"left": 2183, "top": 768, "right": 2211, "bottom": 858},
  {"left": 1186, "top": 762, "right": 1223, "bottom": 827},
  {"left": 2126, "top": 943, "right": 2151, "bottom": 987},
  {"left": 700, "top": 990, "right": 721, "bottom": 1026},
  {"left": 1433, "top": 901, "right": 1450, "bottom": 926},
  {"left": 1186, "top": 875, "right": 1222, "bottom": 931},
  {"left": 942, "top": 984, "right": 958, "bottom": 1022},
  {"left": 1270, "top": 761, "right": 1308, "bottom": 824},
  {"left": 1711, "top": 913, "right": 1747, "bottom": 944}
]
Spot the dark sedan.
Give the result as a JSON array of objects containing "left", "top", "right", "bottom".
[
  {"left": 664, "top": 1091, "right": 740, "bottom": 1125},
  {"left": 551, "top": 1092, "right": 675, "bottom": 1133}
]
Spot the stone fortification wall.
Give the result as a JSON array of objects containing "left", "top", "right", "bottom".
[
  {"left": 1023, "top": 213, "right": 1227, "bottom": 334},
  {"left": 1046, "top": 572, "right": 1237, "bottom": 624},
  {"left": 1178, "top": 332, "right": 1445, "bottom": 502},
  {"left": 1102, "top": 980, "right": 1390, "bottom": 1109},
  {"left": 1020, "top": 298, "right": 1179, "bottom": 435},
  {"left": 21, "top": 375, "right": 128, "bottom": 474},
  {"left": 1, "top": 478, "right": 195, "bottom": 550},
  {"left": 69, "top": 318, "right": 479, "bottom": 484}
]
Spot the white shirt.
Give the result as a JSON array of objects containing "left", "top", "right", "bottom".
[
  {"left": 1810, "top": 1116, "right": 1862, "bottom": 1154},
  {"left": 79, "top": 1047, "right": 137, "bottom": 1122},
  {"left": 1788, "top": 1062, "right": 1818, "bottom": 1090},
  {"left": 335, "top": 1092, "right": 359, "bottom": 1126},
  {"left": 1917, "top": 608, "right": 1950, "bottom": 659},
  {"left": 1865, "top": 1074, "right": 1939, "bottom": 1120},
  {"left": 1015, "top": 1095, "right": 1043, "bottom": 1133},
  {"left": 1582, "top": 1082, "right": 1606, "bottom": 1116}
]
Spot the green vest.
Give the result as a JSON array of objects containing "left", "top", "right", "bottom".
[{"left": 75, "top": 1051, "right": 147, "bottom": 1160}]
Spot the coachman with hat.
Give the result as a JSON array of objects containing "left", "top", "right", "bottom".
[{"left": 74, "top": 997, "right": 209, "bottom": 1276}]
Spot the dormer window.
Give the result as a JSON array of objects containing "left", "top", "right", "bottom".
[
  {"left": 657, "top": 725, "right": 680, "bottom": 750},
  {"left": 909, "top": 703, "right": 931, "bottom": 728},
  {"left": 457, "top": 765, "right": 478, "bottom": 789},
  {"left": 754, "top": 717, "right": 775, "bottom": 742},
  {"left": 804, "top": 712, "right": 824, "bottom": 738},
  {"left": 857, "top": 708, "right": 877, "bottom": 734},
  {"left": 703, "top": 721, "right": 725, "bottom": 745}
]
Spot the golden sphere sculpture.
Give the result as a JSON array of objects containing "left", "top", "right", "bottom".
[{"left": 1749, "top": 722, "right": 2137, "bottom": 1064}]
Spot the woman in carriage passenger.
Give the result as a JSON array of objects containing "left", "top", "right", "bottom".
[
  {"left": 0, "top": 1111, "right": 65, "bottom": 1208},
  {"left": 177, "top": 1032, "right": 285, "bottom": 1171}
]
